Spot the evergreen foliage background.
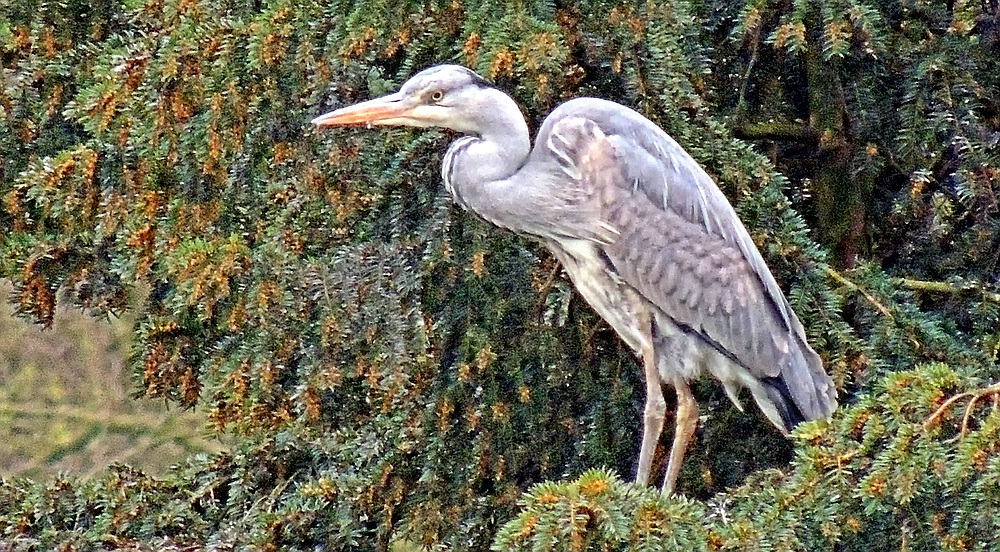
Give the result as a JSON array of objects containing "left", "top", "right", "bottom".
[{"left": 1, "top": 0, "right": 998, "bottom": 549}]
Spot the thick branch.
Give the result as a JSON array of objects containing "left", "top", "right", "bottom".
[
  {"left": 898, "top": 278, "right": 1000, "bottom": 304},
  {"left": 731, "top": 119, "right": 820, "bottom": 146}
]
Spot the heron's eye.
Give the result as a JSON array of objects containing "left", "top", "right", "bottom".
[{"left": 430, "top": 90, "right": 444, "bottom": 102}]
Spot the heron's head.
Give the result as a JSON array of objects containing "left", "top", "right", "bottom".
[{"left": 311, "top": 65, "right": 512, "bottom": 135}]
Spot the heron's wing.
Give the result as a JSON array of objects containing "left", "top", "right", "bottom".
[{"left": 538, "top": 102, "right": 836, "bottom": 422}]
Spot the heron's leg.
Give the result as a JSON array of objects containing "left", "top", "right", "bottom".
[
  {"left": 635, "top": 340, "right": 666, "bottom": 487},
  {"left": 662, "top": 380, "right": 698, "bottom": 495}
]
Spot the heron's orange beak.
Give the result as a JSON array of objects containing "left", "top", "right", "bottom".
[{"left": 311, "top": 92, "right": 412, "bottom": 127}]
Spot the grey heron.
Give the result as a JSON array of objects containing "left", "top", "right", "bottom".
[{"left": 312, "top": 64, "right": 837, "bottom": 494}]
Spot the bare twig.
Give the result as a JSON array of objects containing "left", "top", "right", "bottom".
[
  {"left": 533, "top": 261, "right": 564, "bottom": 324},
  {"left": 824, "top": 266, "right": 894, "bottom": 318},
  {"left": 925, "top": 392, "right": 975, "bottom": 429},
  {"left": 924, "top": 382, "right": 1000, "bottom": 437}
]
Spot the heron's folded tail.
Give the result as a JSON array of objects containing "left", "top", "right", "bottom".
[
  {"left": 764, "top": 342, "right": 838, "bottom": 433},
  {"left": 760, "top": 376, "right": 807, "bottom": 433}
]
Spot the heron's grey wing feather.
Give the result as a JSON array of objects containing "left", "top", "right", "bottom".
[{"left": 538, "top": 102, "right": 836, "bottom": 421}]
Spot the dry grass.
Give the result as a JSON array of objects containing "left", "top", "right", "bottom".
[{"left": 0, "top": 280, "right": 225, "bottom": 480}]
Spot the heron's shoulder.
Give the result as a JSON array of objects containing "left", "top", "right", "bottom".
[
  {"left": 539, "top": 97, "right": 650, "bottom": 136},
  {"left": 538, "top": 98, "right": 699, "bottom": 180},
  {"left": 538, "top": 98, "right": 717, "bottom": 217},
  {"left": 546, "top": 96, "right": 630, "bottom": 116},
  {"left": 536, "top": 98, "right": 653, "bottom": 179}
]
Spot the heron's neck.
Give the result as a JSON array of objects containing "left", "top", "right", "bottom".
[{"left": 442, "top": 90, "right": 530, "bottom": 200}]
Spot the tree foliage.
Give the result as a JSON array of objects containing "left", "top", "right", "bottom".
[{"left": 1, "top": 0, "right": 998, "bottom": 550}]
